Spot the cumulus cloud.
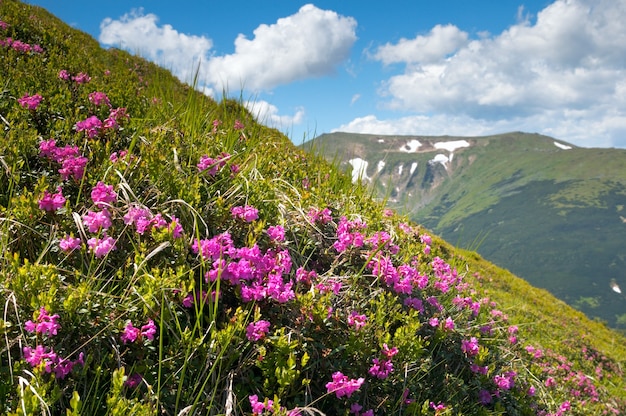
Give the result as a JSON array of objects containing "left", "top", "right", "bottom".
[
  {"left": 365, "top": 0, "right": 626, "bottom": 147},
  {"left": 205, "top": 4, "right": 357, "bottom": 91},
  {"left": 99, "top": 9, "right": 213, "bottom": 84},
  {"left": 245, "top": 100, "right": 305, "bottom": 129},
  {"left": 373, "top": 24, "right": 468, "bottom": 65}
]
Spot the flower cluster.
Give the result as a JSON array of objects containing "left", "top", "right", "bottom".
[
  {"left": 231, "top": 204, "right": 259, "bottom": 222},
  {"left": 197, "top": 152, "right": 232, "bottom": 175},
  {"left": 120, "top": 319, "right": 157, "bottom": 344},
  {"left": 39, "top": 138, "right": 88, "bottom": 181},
  {"left": 246, "top": 320, "right": 271, "bottom": 342},
  {"left": 38, "top": 188, "right": 65, "bottom": 212},
  {"left": 74, "top": 107, "right": 128, "bottom": 138},
  {"left": 59, "top": 69, "right": 91, "bottom": 84},
  {"left": 0, "top": 37, "right": 43, "bottom": 54},
  {"left": 191, "top": 229, "right": 296, "bottom": 304},
  {"left": 17, "top": 93, "right": 43, "bottom": 110},
  {"left": 24, "top": 307, "right": 61, "bottom": 336},
  {"left": 333, "top": 216, "right": 367, "bottom": 252},
  {"left": 22, "top": 308, "right": 83, "bottom": 379},
  {"left": 325, "top": 371, "right": 364, "bottom": 398},
  {"left": 368, "top": 344, "right": 398, "bottom": 380}
]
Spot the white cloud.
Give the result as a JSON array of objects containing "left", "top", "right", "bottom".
[
  {"left": 205, "top": 4, "right": 357, "bottom": 91},
  {"left": 99, "top": 5, "right": 356, "bottom": 92},
  {"left": 99, "top": 9, "right": 213, "bottom": 84},
  {"left": 373, "top": 24, "right": 468, "bottom": 65},
  {"left": 245, "top": 100, "right": 305, "bottom": 129},
  {"left": 368, "top": 0, "right": 626, "bottom": 148}
]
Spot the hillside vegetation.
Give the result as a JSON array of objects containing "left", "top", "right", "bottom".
[
  {"left": 1, "top": 1, "right": 625, "bottom": 415},
  {"left": 305, "top": 132, "right": 626, "bottom": 328}
]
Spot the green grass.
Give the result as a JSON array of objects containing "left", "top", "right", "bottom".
[{"left": 1, "top": 1, "right": 625, "bottom": 415}]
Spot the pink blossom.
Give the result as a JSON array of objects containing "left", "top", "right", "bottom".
[
  {"left": 125, "top": 373, "right": 143, "bottom": 388},
  {"left": 141, "top": 319, "right": 157, "bottom": 340},
  {"left": 58, "top": 69, "right": 70, "bottom": 80},
  {"left": 231, "top": 205, "right": 259, "bottom": 222},
  {"left": 59, "top": 235, "right": 81, "bottom": 252},
  {"left": 348, "top": 311, "right": 367, "bottom": 330},
  {"left": 233, "top": 119, "right": 244, "bottom": 130},
  {"left": 429, "top": 318, "right": 439, "bottom": 327},
  {"left": 87, "top": 235, "right": 116, "bottom": 258},
  {"left": 461, "top": 337, "right": 479, "bottom": 357},
  {"left": 59, "top": 155, "right": 88, "bottom": 181},
  {"left": 120, "top": 322, "right": 140, "bottom": 344},
  {"left": 18, "top": 93, "right": 43, "bottom": 110},
  {"left": 443, "top": 317, "right": 455, "bottom": 331},
  {"left": 24, "top": 307, "right": 61, "bottom": 336},
  {"left": 246, "top": 320, "right": 271, "bottom": 342},
  {"left": 88, "top": 91, "right": 111, "bottom": 107},
  {"left": 369, "top": 357, "right": 394, "bottom": 379},
  {"left": 493, "top": 371, "right": 516, "bottom": 391},
  {"left": 91, "top": 181, "right": 117, "bottom": 207},
  {"left": 75, "top": 115, "right": 102, "bottom": 138},
  {"left": 267, "top": 225, "right": 285, "bottom": 242},
  {"left": 38, "top": 188, "right": 65, "bottom": 211},
  {"left": 169, "top": 215, "right": 184, "bottom": 238},
  {"left": 308, "top": 207, "right": 332, "bottom": 224},
  {"left": 325, "top": 371, "right": 364, "bottom": 398},
  {"left": 83, "top": 209, "right": 112, "bottom": 232},
  {"left": 23, "top": 345, "right": 57, "bottom": 373},
  {"left": 249, "top": 395, "right": 272, "bottom": 415},
  {"left": 72, "top": 72, "right": 91, "bottom": 84}
]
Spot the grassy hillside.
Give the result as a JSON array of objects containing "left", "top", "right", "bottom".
[
  {"left": 305, "top": 132, "right": 626, "bottom": 328},
  {"left": 1, "top": 1, "right": 625, "bottom": 414}
]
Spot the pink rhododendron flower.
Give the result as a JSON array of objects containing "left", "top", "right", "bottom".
[
  {"left": 73, "top": 72, "right": 91, "bottom": 84},
  {"left": 308, "top": 207, "right": 332, "bottom": 224},
  {"left": 88, "top": 91, "right": 111, "bottom": 107},
  {"left": 38, "top": 188, "right": 65, "bottom": 211},
  {"left": 443, "top": 317, "right": 455, "bottom": 331},
  {"left": 369, "top": 358, "right": 393, "bottom": 379},
  {"left": 267, "top": 225, "right": 285, "bottom": 242},
  {"left": 325, "top": 371, "right": 364, "bottom": 398},
  {"left": 59, "top": 155, "right": 88, "bottom": 181},
  {"left": 231, "top": 205, "right": 258, "bottom": 222},
  {"left": 246, "top": 320, "right": 271, "bottom": 342},
  {"left": 59, "top": 235, "right": 81, "bottom": 252},
  {"left": 24, "top": 307, "right": 61, "bottom": 336},
  {"left": 18, "top": 93, "right": 43, "bottom": 110},
  {"left": 87, "top": 235, "right": 116, "bottom": 258},
  {"left": 83, "top": 209, "right": 112, "bottom": 232},
  {"left": 141, "top": 319, "right": 157, "bottom": 341},
  {"left": 233, "top": 119, "right": 244, "bottom": 130},
  {"left": 249, "top": 395, "right": 273, "bottom": 415},
  {"left": 58, "top": 69, "right": 70, "bottom": 80},
  {"left": 461, "top": 337, "right": 479, "bottom": 357},
  {"left": 23, "top": 345, "right": 57, "bottom": 373},
  {"left": 75, "top": 115, "right": 102, "bottom": 138},
  {"left": 120, "top": 322, "right": 140, "bottom": 344},
  {"left": 348, "top": 311, "right": 367, "bottom": 330},
  {"left": 125, "top": 373, "right": 143, "bottom": 388},
  {"left": 91, "top": 181, "right": 117, "bottom": 207}
]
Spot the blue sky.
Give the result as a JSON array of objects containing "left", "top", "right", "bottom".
[{"left": 26, "top": 0, "right": 626, "bottom": 148}]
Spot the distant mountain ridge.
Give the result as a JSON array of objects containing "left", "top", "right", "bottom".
[{"left": 303, "top": 131, "right": 626, "bottom": 328}]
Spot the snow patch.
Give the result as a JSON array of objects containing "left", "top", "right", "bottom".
[
  {"left": 610, "top": 280, "right": 622, "bottom": 294},
  {"left": 348, "top": 158, "right": 370, "bottom": 183},
  {"left": 378, "top": 139, "right": 385, "bottom": 143},
  {"left": 430, "top": 154, "right": 449, "bottom": 166},
  {"left": 410, "top": 162, "right": 418, "bottom": 175},
  {"left": 400, "top": 139, "right": 422, "bottom": 153},
  {"left": 398, "top": 164, "right": 403, "bottom": 175},
  {"left": 554, "top": 141, "right": 572, "bottom": 150},
  {"left": 377, "top": 160, "right": 385, "bottom": 173},
  {"left": 434, "top": 140, "right": 470, "bottom": 152}
]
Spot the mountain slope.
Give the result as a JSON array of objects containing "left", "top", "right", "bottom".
[
  {"left": 1, "top": 1, "right": 625, "bottom": 414},
  {"left": 304, "top": 132, "right": 626, "bottom": 327}
]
